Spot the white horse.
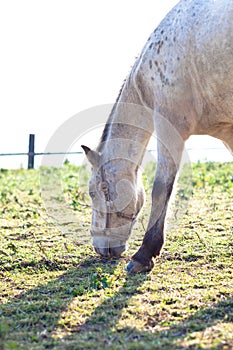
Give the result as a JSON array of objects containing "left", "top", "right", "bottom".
[{"left": 82, "top": 0, "right": 233, "bottom": 273}]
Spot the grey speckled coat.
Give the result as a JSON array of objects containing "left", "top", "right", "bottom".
[{"left": 82, "top": 0, "right": 233, "bottom": 273}]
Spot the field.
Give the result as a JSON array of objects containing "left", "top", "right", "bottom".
[{"left": 0, "top": 161, "right": 233, "bottom": 350}]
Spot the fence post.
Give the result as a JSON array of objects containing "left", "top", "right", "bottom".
[{"left": 28, "top": 134, "right": 35, "bottom": 169}]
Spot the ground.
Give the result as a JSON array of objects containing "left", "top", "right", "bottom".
[{"left": 0, "top": 161, "right": 233, "bottom": 350}]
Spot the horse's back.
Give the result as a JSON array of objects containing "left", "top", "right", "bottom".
[{"left": 134, "top": 0, "right": 233, "bottom": 136}]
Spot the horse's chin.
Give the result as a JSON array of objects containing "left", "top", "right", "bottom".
[{"left": 92, "top": 237, "right": 126, "bottom": 258}]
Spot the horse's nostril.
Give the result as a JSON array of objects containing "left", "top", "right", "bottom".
[{"left": 109, "top": 245, "right": 126, "bottom": 258}]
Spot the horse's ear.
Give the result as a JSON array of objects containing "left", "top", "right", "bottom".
[{"left": 81, "top": 145, "right": 100, "bottom": 168}]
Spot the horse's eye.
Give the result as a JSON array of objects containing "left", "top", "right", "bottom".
[
  {"left": 89, "top": 191, "right": 96, "bottom": 199},
  {"left": 101, "top": 182, "right": 108, "bottom": 194}
]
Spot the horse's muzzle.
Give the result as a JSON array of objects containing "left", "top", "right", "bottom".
[{"left": 94, "top": 244, "right": 126, "bottom": 258}]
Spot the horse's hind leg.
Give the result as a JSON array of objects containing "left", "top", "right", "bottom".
[
  {"left": 216, "top": 125, "right": 233, "bottom": 155},
  {"left": 127, "top": 120, "right": 184, "bottom": 273},
  {"left": 223, "top": 135, "right": 233, "bottom": 155}
]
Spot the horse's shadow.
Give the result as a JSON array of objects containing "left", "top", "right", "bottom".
[
  {"left": 1, "top": 257, "right": 146, "bottom": 349},
  {"left": 1, "top": 257, "right": 233, "bottom": 349}
]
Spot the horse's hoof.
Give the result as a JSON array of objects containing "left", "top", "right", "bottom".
[{"left": 126, "top": 259, "right": 154, "bottom": 273}]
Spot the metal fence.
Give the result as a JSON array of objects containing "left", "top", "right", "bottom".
[
  {"left": 0, "top": 134, "right": 83, "bottom": 169},
  {"left": 0, "top": 134, "right": 231, "bottom": 170}
]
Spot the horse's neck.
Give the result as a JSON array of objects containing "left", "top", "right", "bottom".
[{"left": 99, "top": 76, "right": 154, "bottom": 169}]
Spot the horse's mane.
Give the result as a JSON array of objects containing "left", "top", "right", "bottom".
[{"left": 97, "top": 79, "right": 126, "bottom": 152}]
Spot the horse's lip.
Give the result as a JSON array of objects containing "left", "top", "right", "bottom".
[
  {"left": 94, "top": 244, "right": 126, "bottom": 258},
  {"left": 94, "top": 246, "right": 110, "bottom": 257}
]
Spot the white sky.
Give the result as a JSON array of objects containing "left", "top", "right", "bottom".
[{"left": 0, "top": 0, "right": 231, "bottom": 168}]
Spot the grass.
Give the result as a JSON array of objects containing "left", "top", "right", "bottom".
[{"left": 0, "top": 161, "right": 233, "bottom": 350}]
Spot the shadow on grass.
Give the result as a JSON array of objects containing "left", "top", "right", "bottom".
[
  {"left": 1, "top": 256, "right": 233, "bottom": 350},
  {"left": 61, "top": 281, "right": 233, "bottom": 350},
  {"left": 0, "top": 257, "right": 146, "bottom": 349}
]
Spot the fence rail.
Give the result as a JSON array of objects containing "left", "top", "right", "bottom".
[
  {"left": 0, "top": 152, "right": 83, "bottom": 156},
  {"left": 0, "top": 134, "right": 84, "bottom": 169}
]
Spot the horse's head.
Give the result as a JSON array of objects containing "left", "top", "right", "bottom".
[{"left": 82, "top": 145, "right": 145, "bottom": 258}]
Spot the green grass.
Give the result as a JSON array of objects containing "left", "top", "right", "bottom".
[{"left": 0, "top": 162, "right": 233, "bottom": 350}]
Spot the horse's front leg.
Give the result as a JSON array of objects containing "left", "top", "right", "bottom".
[{"left": 127, "top": 136, "right": 184, "bottom": 273}]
